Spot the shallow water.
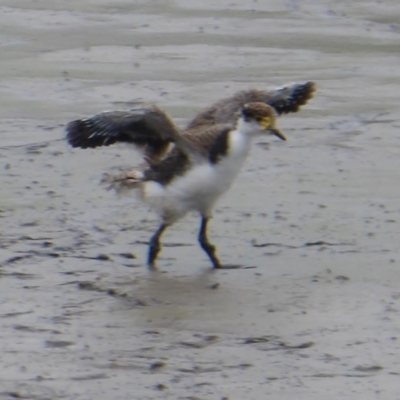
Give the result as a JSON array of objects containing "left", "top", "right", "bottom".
[{"left": 1, "top": 1, "right": 400, "bottom": 399}]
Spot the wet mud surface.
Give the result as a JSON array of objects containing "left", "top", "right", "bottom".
[{"left": 1, "top": 1, "right": 400, "bottom": 399}]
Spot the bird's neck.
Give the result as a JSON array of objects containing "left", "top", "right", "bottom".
[
  {"left": 228, "top": 127, "right": 253, "bottom": 159},
  {"left": 235, "top": 118, "right": 261, "bottom": 138}
]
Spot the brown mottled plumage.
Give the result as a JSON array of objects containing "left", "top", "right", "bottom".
[
  {"left": 187, "top": 81, "right": 316, "bottom": 129},
  {"left": 66, "top": 105, "right": 177, "bottom": 160},
  {"left": 66, "top": 82, "right": 315, "bottom": 162}
]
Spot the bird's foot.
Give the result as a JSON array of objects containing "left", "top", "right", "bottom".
[
  {"left": 147, "top": 263, "right": 158, "bottom": 271},
  {"left": 213, "top": 264, "right": 256, "bottom": 270}
]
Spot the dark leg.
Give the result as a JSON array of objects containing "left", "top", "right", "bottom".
[
  {"left": 147, "top": 223, "right": 168, "bottom": 269},
  {"left": 198, "top": 217, "right": 222, "bottom": 269}
]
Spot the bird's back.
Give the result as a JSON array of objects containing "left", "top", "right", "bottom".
[{"left": 143, "top": 123, "right": 233, "bottom": 185}]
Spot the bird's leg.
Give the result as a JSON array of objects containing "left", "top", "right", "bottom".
[
  {"left": 147, "top": 223, "right": 169, "bottom": 270},
  {"left": 198, "top": 217, "right": 222, "bottom": 269}
]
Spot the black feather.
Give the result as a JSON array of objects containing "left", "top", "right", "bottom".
[
  {"left": 267, "top": 81, "right": 316, "bottom": 115},
  {"left": 65, "top": 107, "right": 178, "bottom": 157}
]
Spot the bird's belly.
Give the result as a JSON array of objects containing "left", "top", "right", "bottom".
[
  {"left": 174, "top": 162, "right": 237, "bottom": 205},
  {"left": 143, "top": 156, "right": 246, "bottom": 221}
]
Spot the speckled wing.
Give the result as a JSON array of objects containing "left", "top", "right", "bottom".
[
  {"left": 186, "top": 81, "right": 316, "bottom": 129},
  {"left": 66, "top": 105, "right": 180, "bottom": 159},
  {"left": 261, "top": 81, "right": 316, "bottom": 115}
]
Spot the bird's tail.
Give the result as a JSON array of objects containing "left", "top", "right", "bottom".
[{"left": 100, "top": 169, "right": 144, "bottom": 195}]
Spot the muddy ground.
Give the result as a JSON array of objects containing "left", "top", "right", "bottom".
[{"left": 1, "top": 1, "right": 400, "bottom": 399}]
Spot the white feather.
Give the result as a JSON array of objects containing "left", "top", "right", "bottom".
[{"left": 142, "top": 126, "right": 255, "bottom": 223}]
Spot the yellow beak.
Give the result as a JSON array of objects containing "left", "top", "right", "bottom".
[
  {"left": 269, "top": 128, "right": 286, "bottom": 141},
  {"left": 259, "top": 117, "right": 286, "bottom": 141}
]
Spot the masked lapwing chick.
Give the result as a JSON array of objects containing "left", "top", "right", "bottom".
[{"left": 66, "top": 102, "right": 288, "bottom": 270}]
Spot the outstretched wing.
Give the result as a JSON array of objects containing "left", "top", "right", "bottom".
[
  {"left": 186, "top": 81, "right": 316, "bottom": 129},
  {"left": 66, "top": 105, "right": 180, "bottom": 159},
  {"left": 261, "top": 81, "right": 316, "bottom": 115}
]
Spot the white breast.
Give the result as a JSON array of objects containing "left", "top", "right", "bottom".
[{"left": 143, "top": 129, "right": 252, "bottom": 222}]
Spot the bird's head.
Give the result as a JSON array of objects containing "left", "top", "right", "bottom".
[{"left": 239, "top": 102, "right": 286, "bottom": 141}]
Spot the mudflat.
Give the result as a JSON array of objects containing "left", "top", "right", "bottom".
[{"left": 1, "top": 1, "right": 400, "bottom": 399}]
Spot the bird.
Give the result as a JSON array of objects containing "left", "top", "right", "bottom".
[{"left": 66, "top": 82, "right": 316, "bottom": 269}]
